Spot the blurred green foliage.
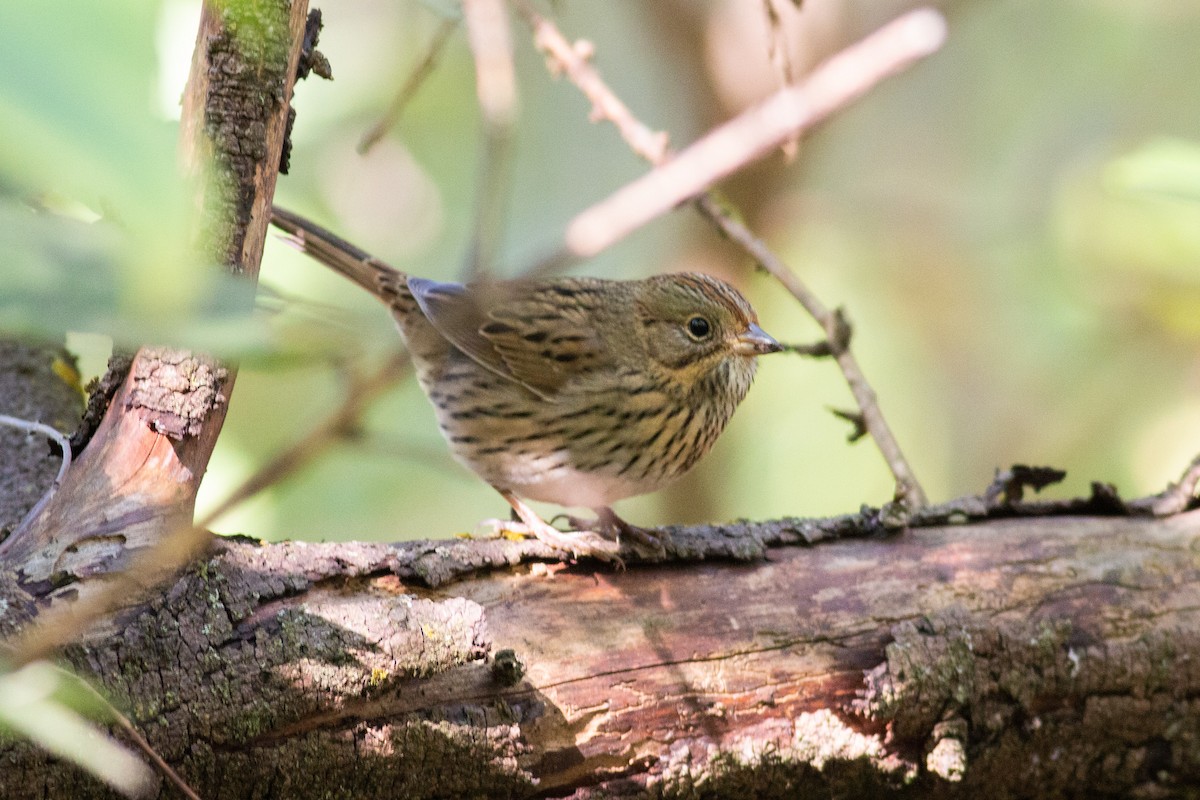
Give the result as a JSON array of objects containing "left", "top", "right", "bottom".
[
  {"left": 0, "top": 0, "right": 263, "bottom": 354},
  {"left": 2, "top": 0, "right": 1198, "bottom": 543}
]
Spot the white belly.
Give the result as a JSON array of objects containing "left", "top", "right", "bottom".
[{"left": 456, "top": 447, "right": 657, "bottom": 509}]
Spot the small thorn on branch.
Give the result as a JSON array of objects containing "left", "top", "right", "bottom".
[
  {"left": 829, "top": 407, "right": 869, "bottom": 443},
  {"left": 573, "top": 38, "right": 595, "bottom": 61},
  {"left": 1086, "top": 481, "right": 1128, "bottom": 514},
  {"left": 826, "top": 307, "right": 854, "bottom": 355}
]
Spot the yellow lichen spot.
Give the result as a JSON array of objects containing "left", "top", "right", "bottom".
[{"left": 52, "top": 356, "right": 84, "bottom": 397}]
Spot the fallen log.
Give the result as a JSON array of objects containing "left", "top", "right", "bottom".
[{"left": 2, "top": 505, "right": 1197, "bottom": 798}]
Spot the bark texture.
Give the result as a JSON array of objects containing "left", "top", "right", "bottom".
[{"left": 2, "top": 508, "right": 1199, "bottom": 799}]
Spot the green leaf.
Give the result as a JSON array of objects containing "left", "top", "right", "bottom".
[{"left": 0, "top": 1, "right": 186, "bottom": 232}]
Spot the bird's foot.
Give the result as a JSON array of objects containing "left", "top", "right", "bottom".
[
  {"left": 488, "top": 492, "right": 622, "bottom": 563},
  {"left": 564, "top": 508, "right": 669, "bottom": 560}
]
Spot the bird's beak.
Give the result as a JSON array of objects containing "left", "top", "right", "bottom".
[{"left": 734, "top": 323, "right": 784, "bottom": 356}]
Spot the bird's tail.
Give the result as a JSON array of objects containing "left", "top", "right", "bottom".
[{"left": 270, "top": 206, "right": 410, "bottom": 304}]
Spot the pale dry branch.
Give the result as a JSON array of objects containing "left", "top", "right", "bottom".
[
  {"left": 562, "top": 8, "right": 947, "bottom": 257},
  {"left": 512, "top": 0, "right": 667, "bottom": 163},
  {"left": 1130, "top": 453, "right": 1200, "bottom": 517},
  {"left": 463, "top": 0, "right": 517, "bottom": 128},
  {"left": 513, "top": 2, "right": 940, "bottom": 507}
]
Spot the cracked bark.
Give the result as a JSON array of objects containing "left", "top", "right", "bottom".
[{"left": 2, "top": 509, "right": 1199, "bottom": 798}]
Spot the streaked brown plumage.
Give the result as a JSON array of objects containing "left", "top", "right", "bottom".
[{"left": 274, "top": 209, "right": 781, "bottom": 558}]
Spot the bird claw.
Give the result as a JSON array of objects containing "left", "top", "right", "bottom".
[
  {"left": 476, "top": 517, "right": 622, "bottom": 563},
  {"left": 565, "top": 512, "right": 668, "bottom": 560}
]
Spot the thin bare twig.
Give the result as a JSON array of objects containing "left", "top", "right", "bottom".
[
  {"left": 1129, "top": 454, "right": 1200, "bottom": 517},
  {"left": 762, "top": 0, "right": 800, "bottom": 159},
  {"left": 358, "top": 18, "right": 458, "bottom": 154},
  {"left": 693, "top": 195, "right": 927, "bottom": 504},
  {"left": 512, "top": 1, "right": 939, "bottom": 507},
  {"left": 763, "top": 0, "right": 797, "bottom": 87},
  {"left": 0, "top": 414, "right": 72, "bottom": 538},
  {"left": 195, "top": 352, "right": 411, "bottom": 529}
]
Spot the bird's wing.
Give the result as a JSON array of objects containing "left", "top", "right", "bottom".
[{"left": 408, "top": 277, "right": 609, "bottom": 398}]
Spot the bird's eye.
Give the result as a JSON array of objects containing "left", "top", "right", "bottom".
[{"left": 686, "top": 316, "right": 712, "bottom": 340}]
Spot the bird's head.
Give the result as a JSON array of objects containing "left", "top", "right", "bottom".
[{"left": 636, "top": 273, "right": 781, "bottom": 403}]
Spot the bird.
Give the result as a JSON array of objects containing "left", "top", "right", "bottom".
[{"left": 272, "top": 207, "right": 782, "bottom": 559}]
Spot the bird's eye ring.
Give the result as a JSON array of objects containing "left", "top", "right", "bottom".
[{"left": 686, "top": 316, "right": 712, "bottom": 340}]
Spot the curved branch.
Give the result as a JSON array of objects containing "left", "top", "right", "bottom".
[{"left": 0, "top": 415, "right": 71, "bottom": 540}]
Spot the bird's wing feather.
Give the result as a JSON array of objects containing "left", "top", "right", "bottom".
[{"left": 409, "top": 277, "right": 609, "bottom": 398}]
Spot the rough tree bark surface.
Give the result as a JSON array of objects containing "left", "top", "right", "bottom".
[{"left": 0, "top": 505, "right": 1198, "bottom": 799}]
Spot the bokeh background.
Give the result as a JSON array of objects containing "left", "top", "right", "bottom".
[{"left": 7, "top": 0, "right": 1200, "bottom": 543}]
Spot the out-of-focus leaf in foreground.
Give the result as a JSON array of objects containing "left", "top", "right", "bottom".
[
  {"left": 0, "top": 1, "right": 273, "bottom": 357},
  {"left": 0, "top": 661, "right": 153, "bottom": 797},
  {"left": 1107, "top": 138, "right": 1200, "bottom": 205},
  {"left": 0, "top": 194, "right": 272, "bottom": 355}
]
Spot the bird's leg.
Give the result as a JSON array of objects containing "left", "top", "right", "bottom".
[
  {"left": 491, "top": 490, "right": 621, "bottom": 562},
  {"left": 477, "top": 501, "right": 551, "bottom": 539},
  {"left": 565, "top": 507, "right": 668, "bottom": 557}
]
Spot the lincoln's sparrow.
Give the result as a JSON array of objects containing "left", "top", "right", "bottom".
[{"left": 274, "top": 209, "right": 782, "bottom": 558}]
